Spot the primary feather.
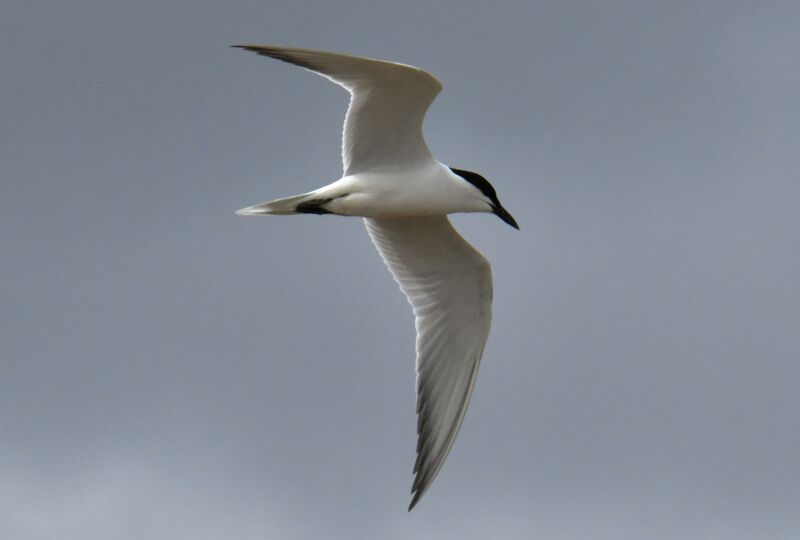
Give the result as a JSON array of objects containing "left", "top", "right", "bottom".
[{"left": 233, "top": 46, "right": 442, "bottom": 175}]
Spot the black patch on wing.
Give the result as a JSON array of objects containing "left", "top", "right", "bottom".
[{"left": 232, "top": 45, "right": 319, "bottom": 71}]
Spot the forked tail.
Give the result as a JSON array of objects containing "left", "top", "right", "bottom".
[{"left": 236, "top": 192, "right": 330, "bottom": 216}]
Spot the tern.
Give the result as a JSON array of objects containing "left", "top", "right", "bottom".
[{"left": 234, "top": 45, "right": 518, "bottom": 510}]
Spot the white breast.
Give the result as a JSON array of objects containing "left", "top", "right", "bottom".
[{"left": 324, "top": 162, "right": 488, "bottom": 218}]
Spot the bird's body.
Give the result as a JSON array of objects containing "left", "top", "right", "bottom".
[
  {"left": 238, "top": 161, "right": 490, "bottom": 218},
  {"left": 234, "top": 45, "right": 517, "bottom": 510}
]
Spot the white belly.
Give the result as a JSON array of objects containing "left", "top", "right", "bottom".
[{"left": 323, "top": 162, "right": 488, "bottom": 218}]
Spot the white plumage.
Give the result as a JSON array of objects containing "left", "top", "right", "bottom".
[{"left": 234, "top": 45, "right": 517, "bottom": 510}]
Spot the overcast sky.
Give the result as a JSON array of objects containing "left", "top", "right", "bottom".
[{"left": 2, "top": 1, "right": 799, "bottom": 538}]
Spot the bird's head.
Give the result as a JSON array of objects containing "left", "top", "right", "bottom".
[{"left": 450, "top": 168, "right": 519, "bottom": 229}]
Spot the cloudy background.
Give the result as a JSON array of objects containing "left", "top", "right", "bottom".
[{"left": 2, "top": 1, "right": 799, "bottom": 538}]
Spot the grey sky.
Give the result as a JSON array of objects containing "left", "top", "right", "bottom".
[{"left": 2, "top": 1, "right": 799, "bottom": 538}]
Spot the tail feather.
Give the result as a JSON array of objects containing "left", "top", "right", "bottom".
[{"left": 235, "top": 192, "right": 314, "bottom": 216}]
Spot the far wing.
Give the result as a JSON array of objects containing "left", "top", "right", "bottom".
[
  {"left": 365, "top": 216, "right": 493, "bottom": 510},
  {"left": 234, "top": 45, "right": 442, "bottom": 175}
]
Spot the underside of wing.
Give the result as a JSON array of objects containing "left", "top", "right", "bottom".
[
  {"left": 234, "top": 45, "right": 443, "bottom": 175},
  {"left": 364, "top": 216, "right": 493, "bottom": 510}
]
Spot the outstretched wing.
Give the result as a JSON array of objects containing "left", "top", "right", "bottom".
[
  {"left": 234, "top": 45, "right": 442, "bottom": 175},
  {"left": 365, "top": 216, "right": 493, "bottom": 510}
]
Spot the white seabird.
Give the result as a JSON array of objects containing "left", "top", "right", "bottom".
[{"left": 233, "top": 45, "right": 518, "bottom": 510}]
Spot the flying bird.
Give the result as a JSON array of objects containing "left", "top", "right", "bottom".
[{"left": 233, "top": 45, "right": 518, "bottom": 510}]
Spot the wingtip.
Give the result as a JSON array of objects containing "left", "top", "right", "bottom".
[
  {"left": 408, "top": 491, "right": 423, "bottom": 512},
  {"left": 231, "top": 44, "right": 274, "bottom": 53},
  {"left": 407, "top": 472, "right": 431, "bottom": 511}
]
